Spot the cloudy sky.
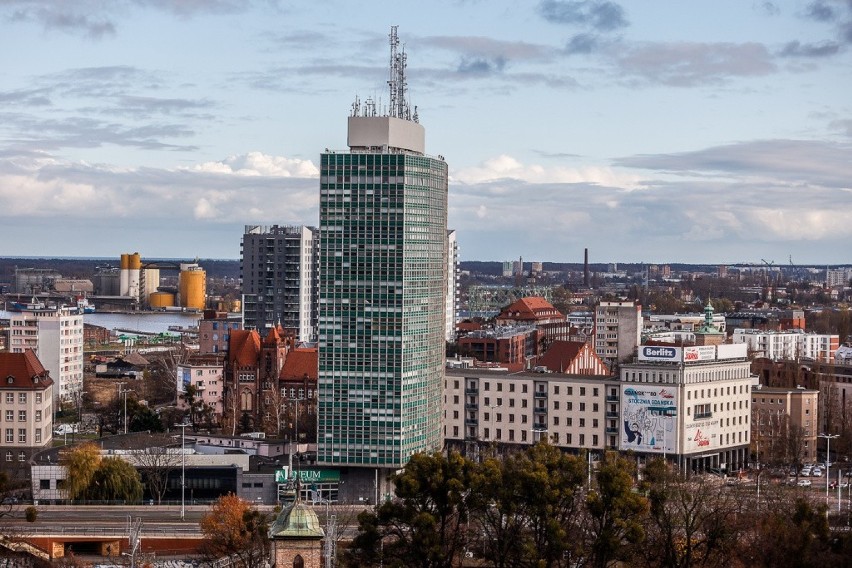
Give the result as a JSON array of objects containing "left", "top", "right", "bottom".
[{"left": 1, "top": 0, "right": 850, "bottom": 264}]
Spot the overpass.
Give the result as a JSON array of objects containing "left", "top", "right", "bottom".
[{"left": 8, "top": 524, "right": 203, "bottom": 561}]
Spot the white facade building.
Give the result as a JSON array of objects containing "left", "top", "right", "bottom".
[
  {"left": 446, "top": 230, "right": 459, "bottom": 343},
  {"left": 732, "top": 329, "right": 839, "bottom": 363},
  {"left": 619, "top": 343, "right": 754, "bottom": 472},
  {"left": 8, "top": 305, "right": 83, "bottom": 403},
  {"left": 826, "top": 267, "right": 852, "bottom": 288}
]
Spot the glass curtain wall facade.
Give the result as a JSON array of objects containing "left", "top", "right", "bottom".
[{"left": 317, "top": 152, "right": 447, "bottom": 467}]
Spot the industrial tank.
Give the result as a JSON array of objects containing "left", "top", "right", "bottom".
[
  {"left": 148, "top": 292, "right": 175, "bottom": 308},
  {"left": 179, "top": 264, "right": 206, "bottom": 310},
  {"left": 119, "top": 253, "right": 129, "bottom": 296},
  {"left": 127, "top": 252, "right": 141, "bottom": 300}
]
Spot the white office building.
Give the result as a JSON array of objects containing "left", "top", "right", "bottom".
[{"left": 619, "top": 343, "right": 755, "bottom": 472}]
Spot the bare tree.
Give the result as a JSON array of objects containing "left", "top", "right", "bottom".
[
  {"left": 638, "top": 463, "right": 742, "bottom": 568},
  {"left": 785, "top": 424, "right": 807, "bottom": 471},
  {"left": 125, "top": 434, "right": 181, "bottom": 504},
  {"left": 146, "top": 345, "right": 192, "bottom": 405}
]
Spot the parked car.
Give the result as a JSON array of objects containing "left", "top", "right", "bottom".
[
  {"left": 797, "top": 479, "right": 812, "bottom": 487},
  {"left": 812, "top": 468, "right": 823, "bottom": 477}
]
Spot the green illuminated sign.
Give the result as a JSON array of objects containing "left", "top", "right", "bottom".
[{"left": 275, "top": 468, "right": 340, "bottom": 484}]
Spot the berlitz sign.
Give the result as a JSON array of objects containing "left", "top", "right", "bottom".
[{"left": 639, "top": 346, "right": 681, "bottom": 361}]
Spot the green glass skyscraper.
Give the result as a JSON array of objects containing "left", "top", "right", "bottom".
[{"left": 317, "top": 28, "right": 448, "bottom": 470}]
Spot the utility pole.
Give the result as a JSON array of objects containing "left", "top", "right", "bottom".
[{"left": 118, "top": 383, "right": 134, "bottom": 435}]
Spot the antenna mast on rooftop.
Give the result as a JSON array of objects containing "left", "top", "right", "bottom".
[{"left": 388, "top": 25, "right": 413, "bottom": 121}]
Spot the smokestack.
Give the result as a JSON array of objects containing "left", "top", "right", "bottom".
[{"left": 584, "top": 248, "right": 589, "bottom": 287}]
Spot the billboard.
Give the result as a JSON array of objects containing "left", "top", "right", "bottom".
[
  {"left": 684, "top": 418, "right": 719, "bottom": 452},
  {"left": 638, "top": 346, "right": 682, "bottom": 362},
  {"left": 620, "top": 385, "right": 677, "bottom": 454},
  {"left": 716, "top": 343, "right": 748, "bottom": 360},
  {"left": 683, "top": 345, "right": 716, "bottom": 362}
]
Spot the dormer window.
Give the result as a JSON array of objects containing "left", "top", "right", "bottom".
[{"left": 6, "top": 376, "right": 13, "bottom": 384}]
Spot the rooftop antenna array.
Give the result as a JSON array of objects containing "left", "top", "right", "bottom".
[
  {"left": 387, "top": 25, "right": 417, "bottom": 122},
  {"left": 351, "top": 26, "right": 418, "bottom": 121}
]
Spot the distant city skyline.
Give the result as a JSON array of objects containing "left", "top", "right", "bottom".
[{"left": 1, "top": 1, "right": 850, "bottom": 263}]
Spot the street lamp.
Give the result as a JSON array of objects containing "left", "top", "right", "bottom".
[
  {"left": 818, "top": 433, "right": 839, "bottom": 511},
  {"left": 174, "top": 422, "right": 190, "bottom": 521},
  {"left": 118, "top": 383, "right": 134, "bottom": 435}
]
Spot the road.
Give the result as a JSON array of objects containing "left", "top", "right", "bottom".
[{"left": 1, "top": 503, "right": 365, "bottom": 539}]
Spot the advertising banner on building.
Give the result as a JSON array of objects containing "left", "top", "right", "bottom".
[
  {"left": 684, "top": 418, "right": 719, "bottom": 452},
  {"left": 638, "top": 346, "right": 682, "bottom": 362},
  {"left": 716, "top": 343, "right": 748, "bottom": 360},
  {"left": 620, "top": 385, "right": 677, "bottom": 454},
  {"left": 683, "top": 345, "right": 716, "bottom": 362},
  {"left": 180, "top": 367, "right": 191, "bottom": 390}
]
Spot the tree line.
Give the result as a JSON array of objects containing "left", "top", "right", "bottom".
[{"left": 342, "top": 444, "right": 852, "bottom": 568}]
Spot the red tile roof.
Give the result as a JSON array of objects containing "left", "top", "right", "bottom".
[
  {"left": 264, "top": 325, "right": 283, "bottom": 345},
  {"left": 498, "top": 296, "right": 563, "bottom": 322},
  {"left": 280, "top": 348, "right": 318, "bottom": 380},
  {"left": 0, "top": 349, "right": 53, "bottom": 389},
  {"left": 228, "top": 329, "right": 262, "bottom": 367},
  {"left": 536, "top": 340, "right": 605, "bottom": 374}
]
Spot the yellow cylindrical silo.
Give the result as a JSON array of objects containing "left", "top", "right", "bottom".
[
  {"left": 127, "top": 252, "right": 142, "bottom": 300},
  {"left": 179, "top": 264, "right": 206, "bottom": 310},
  {"left": 149, "top": 292, "right": 175, "bottom": 308}
]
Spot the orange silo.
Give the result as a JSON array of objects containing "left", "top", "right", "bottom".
[{"left": 179, "top": 264, "right": 206, "bottom": 310}]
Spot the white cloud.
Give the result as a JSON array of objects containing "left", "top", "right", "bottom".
[
  {"left": 451, "top": 154, "right": 643, "bottom": 188},
  {"left": 0, "top": 152, "right": 320, "bottom": 256},
  {"left": 190, "top": 152, "right": 319, "bottom": 177}
]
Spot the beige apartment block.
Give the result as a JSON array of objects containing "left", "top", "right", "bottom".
[{"left": 751, "top": 386, "right": 819, "bottom": 465}]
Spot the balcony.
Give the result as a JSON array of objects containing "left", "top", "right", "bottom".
[
  {"left": 465, "top": 387, "right": 479, "bottom": 395},
  {"left": 606, "top": 427, "right": 619, "bottom": 434},
  {"left": 533, "top": 406, "right": 547, "bottom": 414},
  {"left": 534, "top": 391, "right": 548, "bottom": 399},
  {"left": 606, "top": 411, "right": 619, "bottom": 418},
  {"left": 465, "top": 418, "right": 478, "bottom": 426},
  {"left": 465, "top": 402, "right": 479, "bottom": 410},
  {"left": 606, "top": 395, "right": 619, "bottom": 402}
]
